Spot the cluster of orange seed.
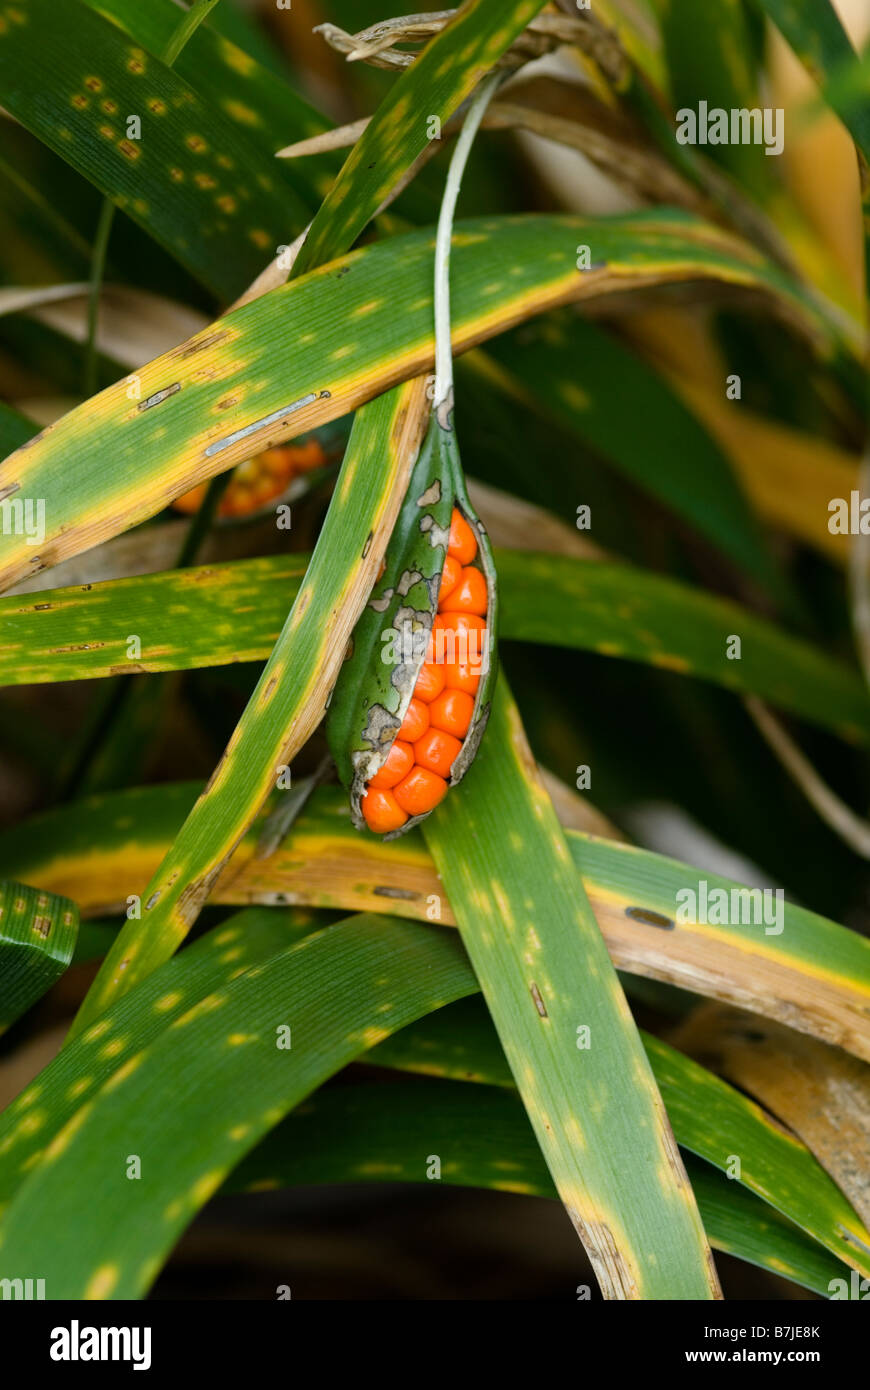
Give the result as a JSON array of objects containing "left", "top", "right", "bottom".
[
  {"left": 362, "top": 509, "right": 488, "bottom": 834},
  {"left": 173, "top": 440, "right": 326, "bottom": 518}
]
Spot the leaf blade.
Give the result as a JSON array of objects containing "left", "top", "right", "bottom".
[
  {"left": 0, "top": 210, "right": 834, "bottom": 594},
  {"left": 5, "top": 549, "right": 866, "bottom": 743},
  {"left": 755, "top": 0, "right": 870, "bottom": 162},
  {"left": 0, "top": 880, "right": 78, "bottom": 1031},
  {"left": 3, "top": 780, "right": 867, "bottom": 1061},
  {"left": 424, "top": 675, "right": 720, "bottom": 1298},
  {"left": 292, "top": 0, "right": 550, "bottom": 275},
  {"left": 368, "top": 999, "right": 870, "bottom": 1275},
  {"left": 68, "top": 379, "right": 430, "bottom": 1034},
  {"left": 0, "top": 915, "right": 477, "bottom": 1297},
  {"left": 477, "top": 318, "right": 784, "bottom": 597},
  {"left": 0, "top": 0, "right": 307, "bottom": 298},
  {"left": 226, "top": 1077, "right": 851, "bottom": 1298}
]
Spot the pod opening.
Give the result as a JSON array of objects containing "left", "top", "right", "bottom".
[{"left": 361, "top": 505, "right": 492, "bottom": 835}]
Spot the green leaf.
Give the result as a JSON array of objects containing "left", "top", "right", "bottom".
[
  {"left": 5, "top": 548, "right": 866, "bottom": 743},
  {"left": 0, "top": 880, "right": 78, "bottom": 1031},
  {"left": 292, "top": 0, "right": 550, "bottom": 275},
  {"left": 683, "top": 1153, "right": 843, "bottom": 1297},
  {"left": 3, "top": 779, "right": 867, "bottom": 1061},
  {"left": 226, "top": 1077, "right": 849, "bottom": 1298},
  {"left": 424, "top": 675, "right": 721, "bottom": 1298},
  {"left": 477, "top": 317, "right": 785, "bottom": 598},
  {"left": 571, "top": 830, "right": 870, "bottom": 1055},
  {"left": 0, "top": 0, "right": 308, "bottom": 299},
  {"left": 753, "top": 0, "right": 870, "bottom": 298},
  {"left": 0, "top": 905, "right": 314, "bottom": 1210},
  {"left": 67, "top": 380, "right": 431, "bottom": 1035},
  {"left": 2, "top": 896, "right": 859, "bottom": 1291},
  {"left": 155, "top": 0, "right": 222, "bottom": 68},
  {"left": 368, "top": 996, "right": 870, "bottom": 1276},
  {"left": 754, "top": 0, "right": 870, "bottom": 162},
  {"left": 195, "top": 0, "right": 289, "bottom": 76},
  {"left": 87, "top": 0, "right": 333, "bottom": 207},
  {"left": 492, "top": 548, "right": 869, "bottom": 743},
  {"left": 0, "top": 210, "right": 835, "bottom": 595},
  {"left": 0, "top": 915, "right": 477, "bottom": 1296},
  {"left": 654, "top": 0, "right": 768, "bottom": 196}
]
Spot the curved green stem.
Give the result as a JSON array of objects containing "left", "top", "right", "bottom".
[{"left": 433, "top": 72, "right": 503, "bottom": 414}]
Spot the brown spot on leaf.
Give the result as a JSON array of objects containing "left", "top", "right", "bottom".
[
  {"left": 625, "top": 906, "right": 674, "bottom": 930},
  {"left": 51, "top": 642, "right": 106, "bottom": 655},
  {"left": 170, "top": 331, "right": 229, "bottom": 360},
  {"left": 529, "top": 982, "right": 548, "bottom": 1018},
  {"left": 177, "top": 868, "right": 222, "bottom": 924},
  {"left": 137, "top": 383, "right": 181, "bottom": 411}
]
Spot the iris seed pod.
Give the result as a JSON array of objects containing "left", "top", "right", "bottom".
[{"left": 326, "top": 410, "right": 498, "bottom": 838}]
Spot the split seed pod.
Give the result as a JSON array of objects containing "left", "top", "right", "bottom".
[{"left": 326, "top": 409, "right": 497, "bottom": 837}]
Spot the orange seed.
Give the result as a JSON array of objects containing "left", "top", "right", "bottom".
[
  {"left": 447, "top": 508, "right": 477, "bottom": 565},
  {"left": 438, "top": 554, "right": 462, "bottom": 605},
  {"left": 368, "top": 739, "right": 414, "bottom": 789},
  {"left": 361, "top": 787, "right": 408, "bottom": 833},
  {"left": 429, "top": 688, "right": 474, "bottom": 739},
  {"left": 439, "top": 564, "right": 487, "bottom": 616},
  {"left": 413, "top": 661, "right": 446, "bottom": 703},
  {"left": 444, "top": 662, "right": 480, "bottom": 697},
  {"left": 397, "top": 697, "right": 429, "bottom": 743},
  {"left": 414, "top": 727, "right": 462, "bottom": 779},
  {"left": 393, "top": 765, "right": 449, "bottom": 817}
]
